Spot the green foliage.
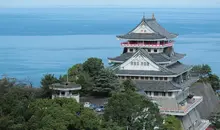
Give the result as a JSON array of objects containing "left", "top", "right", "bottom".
[
  {"left": 93, "top": 69, "right": 120, "bottom": 96},
  {"left": 104, "top": 91, "right": 162, "bottom": 130},
  {"left": 192, "top": 64, "right": 220, "bottom": 91},
  {"left": 162, "top": 116, "right": 182, "bottom": 130},
  {"left": 41, "top": 74, "right": 59, "bottom": 98},
  {"left": 76, "top": 72, "right": 94, "bottom": 95},
  {"left": 210, "top": 112, "right": 220, "bottom": 129},
  {"left": 83, "top": 57, "right": 104, "bottom": 77},
  {"left": 208, "top": 74, "right": 220, "bottom": 91},
  {"left": 0, "top": 84, "right": 39, "bottom": 130},
  {"left": 121, "top": 79, "right": 136, "bottom": 92},
  {"left": 27, "top": 98, "right": 101, "bottom": 130},
  {"left": 192, "top": 64, "right": 212, "bottom": 77}
]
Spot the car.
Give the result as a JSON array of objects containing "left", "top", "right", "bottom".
[
  {"left": 84, "top": 102, "right": 91, "bottom": 108},
  {"left": 95, "top": 107, "right": 102, "bottom": 112},
  {"left": 95, "top": 105, "right": 104, "bottom": 112},
  {"left": 89, "top": 104, "right": 97, "bottom": 109}
]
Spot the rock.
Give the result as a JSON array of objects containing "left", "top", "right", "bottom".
[{"left": 190, "top": 82, "right": 220, "bottom": 119}]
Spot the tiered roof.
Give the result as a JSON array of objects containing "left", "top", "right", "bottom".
[
  {"left": 116, "top": 15, "right": 178, "bottom": 40},
  {"left": 112, "top": 49, "right": 192, "bottom": 77},
  {"left": 108, "top": 52, "right": 185, "bottom": 64},
  {"left": 134, "top": 80, "right": 182, "bottom": 92}
]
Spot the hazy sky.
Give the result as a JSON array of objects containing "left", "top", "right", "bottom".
[{"left": 1, "top": 0, "right": 220, "bottom": 8}]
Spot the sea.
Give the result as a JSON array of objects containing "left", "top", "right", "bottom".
[{"left": 0, "top": 8, "right": 220, "bottom": 87}]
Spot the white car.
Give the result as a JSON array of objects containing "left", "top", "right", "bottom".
[{"left": 84, "top": 102, "right": 91, "bottom": 108}]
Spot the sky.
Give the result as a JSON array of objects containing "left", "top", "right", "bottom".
[{"left": 0, "top": 0, "right": 220, "bottom": 8}]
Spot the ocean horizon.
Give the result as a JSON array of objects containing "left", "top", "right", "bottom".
[{"left": 0, "top": 8, "right": 220, "bottom": 87}]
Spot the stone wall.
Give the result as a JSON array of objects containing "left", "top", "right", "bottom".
[{"left": 190, "top": 82, "right": 219, "bottom": 119}]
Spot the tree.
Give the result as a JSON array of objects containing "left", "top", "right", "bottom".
[
  {"left": 76, "top": 72, "right": 94, "bottom": 95},
  {"left": 192, "top": 64, "right": 212, "bottom": 77},
  {"left": 210, "top": 112, "right": 220, "bottom": 129},
  {"left": 27, "top": 98, "right": 101, "bottom": 130},
  {"left": 83, "top": 57, "right": 104, "bottom": 77},
  {"left": 41, "top": 74, "right": 59, "bottom": 98},
  {"left": 208, "top": 74, "right": 220, "bottom": 91},
  {"left": 0, "top": 86, "right": 39, "bottom": 130},
  {"left": 121, "top": 79, "right": 136, "bottom": 92},
  {"left": 162, "top": 116, "right": 182, "bottom": 130},
  {"left": 104, "top": 91, "right": 163, "bottom": 130},
  {"left": 93, "top": 69, "right": 120, "bottom": 97}
]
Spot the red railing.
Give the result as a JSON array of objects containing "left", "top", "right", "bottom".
[{"left": 121, "top": 41, "right": 174, "bottom": 47}]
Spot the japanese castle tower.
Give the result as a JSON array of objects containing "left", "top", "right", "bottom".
[{"left": 108, "top": 14, "right": 210, "bottom": 130}]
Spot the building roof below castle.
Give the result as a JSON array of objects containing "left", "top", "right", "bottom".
[
  {"left": 133, "top": 80, "right": 182, "bottom": 92},
  {"left": 132, "top": 76, "right": 199, "bottom": 92},
  {"left": 50, "top": 82, "right": 81, "bottom": 90},
  {"left": 108, "top": 52, "right": 185, "bottom": 63},
  {"left": 116, "top": 16, "right": 178, "bottom": 40}
]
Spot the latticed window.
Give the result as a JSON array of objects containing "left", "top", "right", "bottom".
[
  {"left": 154, "top": 92, "right": 159, "bottom": 96},
  {"left": 168, "top": 92, "right": 172, "bottom": 96}
]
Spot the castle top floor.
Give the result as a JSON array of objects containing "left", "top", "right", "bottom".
[{"left": 116, "top": 14, "right": 178, "bottom": 41}]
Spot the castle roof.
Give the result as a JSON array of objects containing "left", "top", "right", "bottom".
[
  {"left": 50, "top": 82, "right": 81, "bottom": 91},
  {"left": 112, "top": 49, "right": 191, "bottom": 77},
  {"left": 116, "top": 16, "right": 178, "bottom": 40},
  {"left": 108, "top": 52, "right": 185, "bottom": 63},
  {"left": 134, "top": 80, "right": 182, "bottom": 92}
]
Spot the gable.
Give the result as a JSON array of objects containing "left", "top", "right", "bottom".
[
  {"left": 132, "top": 22, "right": 155, "bottom": 34},
  {"left": 119, "top": 53, "right": 160, "bottom": 71}
]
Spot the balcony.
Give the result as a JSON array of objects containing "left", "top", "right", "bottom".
[
  {"left": 121, "top": 41, "right": 173, "bottom": 48},
  {"left": 160, "top": 96, "right": 203, "bottom": 116},
  {"left": 196, "top": 120, "right": 210, "bottom": 130}
]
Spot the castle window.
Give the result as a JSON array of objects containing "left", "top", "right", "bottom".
[
  {"left": 145, "top": 77, "right": 148, "bottom": 80},
  {"left": 154, "top": 49, "right": 157, "bottom": 52},
  {"left": 135, "top": 76, "right": 139, "bottom": 79},
  {"left": 154, "top": 92, "right": 159, "bottom": 96},
  {"left": 131, "top": 62, "right": 133, "bottom": 65},
  {"left": 155, "top": 77, "right": 158, "bottom": 80},
  {"left": 130, "top": 48, "right": 133, "bottom": 52},
  {"left": 137, "top": 62, "right": 139, "bottom": 65},
  {"left": 168, "top": 92, "right": 172, "bottom": 97},
  {"left": 141, "top": 62, "right": 144, "bottom": 66},
  {"left": 134, "top": 62, "right": 136, "bottom": 66},
  {"left": 148, "top": 49, "right": 151, "bottom": 52},
  {"left": 150, "top": 77, "right": 153, "bottom": 80},
  {"left": 160, "top": 77, "right": 163, "bottom": 80},
  {"left": 61, "top": 91, "right": 65, "bottom": 96},
  {"left": 164, "top": 77, "right": 168, "bottom": 80},
  {"left": 141, "top": 77, "right": 144, "bottom": 80},
  {"left": 162, "top": 92, "right": 166, "bottom": 96}
]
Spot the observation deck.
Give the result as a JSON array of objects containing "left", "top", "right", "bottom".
[{"left": 160, "top": 96, "right": 203, "bottom": 116}]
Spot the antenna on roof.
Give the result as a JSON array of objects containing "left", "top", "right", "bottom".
[{"left": 152, "top": 13, "right": 155, "bottom": 20}]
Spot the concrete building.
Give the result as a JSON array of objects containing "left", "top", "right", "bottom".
[
  {"left": 108, "top": 14, "right": 210, "bottom": 130},
  {"left": 50, "top": 82, "right": 81, "bottom": 103}
]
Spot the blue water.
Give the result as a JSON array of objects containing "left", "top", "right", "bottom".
[{"left": 0, "top": 8, "right": 220, "bottom": 86}]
